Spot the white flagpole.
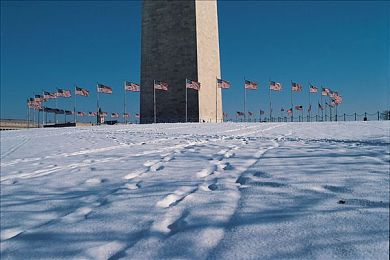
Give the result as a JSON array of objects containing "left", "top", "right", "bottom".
[
  {"left": 42, "top": 91, "right": 45, "bottom": 127},
  {"left": 123, "top": 81, "right": 126, "bottom": 124},
  {"left": 26, "top": 99, "right": 30, "bottom": 129},
  {"left": 215, "top": 77, "right": 218, "bottom": 123},
  {"left": 308, "top": 83, "right": 311, "bottom": 122},
  {"left": 154, "top": 80, "right": 156, "bottom": 123},
  {"left": 55, "top": 90, "right": 58, "bottom": 124},
  {"left": 244, "top": 78, "right": 247, "bottom": 122},
  {"left": 185, "top": 78, "right": 188, "bottom": 123},
  {"left": 290, "top": 81, "right": 293, "bottom": 122},
  {"left": 74, "top": 85, "right": 77, "bottom": 125},
  {"left": 268, "top": 79, "right": 272, "bottom": 122},
  {"left": 96, "top": 83, "right": 100, "bottom": 125},
  {"left": 321, "top": 86, "right": 324, "bottom": 121}
]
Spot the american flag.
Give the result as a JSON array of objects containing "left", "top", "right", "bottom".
[
  {"left": 318, "top": 103, "right": 324, "bottom": 110},
  {"left": 65, "top": 110, "right": 73, "bottom": 115},
  {"left": 125, "top": 81, "right": 140, "bottom": 92},
  {"left": 55, "top": 109, "right": 65, "bottom": 114},
  {"left": 27, "top": 99, "right": 42, "bottom": 109},
  {"left": 334, "top": 95, "right": 343, "bottom": 104},
  {"left": 44, "top": 91, "right": 57, "bottom": 100},
  {"left": 186, "top": 79, "right": 201, "bottom": 90},
  {"left": 88, "top": 112, "right": 97, "bottom": 117},
  {"left": 97, "top": 84, "right": 113, "bottom": 94},
  {"left": 281, "top": 108, "right": 285, "bottom": 112},
  {"left": 135, "top": 113, "right": 140, "bottom": 118},
  {"left": 217, "top": 78, "right": 231, "bottom": 89},
  {"left": 295, "top": 105, "right": 303, "bottom": 111},
  {"left": 77, "top": 111, "right": 85, "bottom": 116},
  {"left": 291, "top": 82, "right": 302, "bottom": 92},
  {"left": 321, "top": 87, "right": 330, "bottom": 96},
  {"left": 111, "top": 112, "right": 119, "bottom": 118},
  {"left": 329, "top": 101, "right": 336, "bottom": 107},
  {"left": 287, "top": 108, "right": 293, "bottom": 114},
  {"left": 309, "top": 85, "right": 318, "bottom": 93},
  {"left": 260, "top": 110, "right": 265, "bottom": 115},
  {"left": 329, "top": 91, "right": 339, "bottom": 99},
  {"left": 308, "top": 104, "right": 312, "bottom": 112},
  {"left": 34, "top": 95, "right": 44, "bottom": 102},
  {"left": 248, "top": 111, "right": 253, "bottom": 116},
  {"left": 245, "top": 80, "right": 258, "bottom": 90},
  {"left": 154, "top": 81, "right": 168, "bottom": 91},
  {"left": 236, "top": 111, "right": 245, "bottom": 116},
  {"left": 57, "top": 89, "right": 71, "bottom": 97},
  {"left": 75, "top": 86, "right": 89, "bottom": 96},
  {"left": 100, "top": 112, "right": 108, "bottom": 117},
  {"left": 270, "top": 81, "right": 282, "bottom": 91},
  {"left": 123, "top": 113, "right": 130, "bottom": 118}
]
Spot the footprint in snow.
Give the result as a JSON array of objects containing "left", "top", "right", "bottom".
[
  {"left": 63, "top": 207, "right": 93, "bottom": 223},
  {"left": 123, "top": 169, "right": 147, "bottom": 180},
  {"left": 1, "top": 228, "right": 23, "bottom": 241}
]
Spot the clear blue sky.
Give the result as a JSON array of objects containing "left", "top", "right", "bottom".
[{"left": 1, "top": 1, "right": 389, "bottom": 121}]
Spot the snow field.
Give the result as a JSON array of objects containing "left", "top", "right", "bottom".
[{"left": 0, "top": 121, "right": 389, "bottom": 259}]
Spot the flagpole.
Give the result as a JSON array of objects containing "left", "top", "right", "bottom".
[
  {"left": 268, "top": 79, "right": 272, "bottom": 122},
  {"left": 290, "top": 81, "right": 293, "bottom": 122},
  {"left": 154, "top": 80, "right": 156, "bottom": 123},
  {"left": 74, "top": 85, "right": 77, "bottom": 125},
  {"left": 244, "top": 77, "right": 246, "bottom": 122},
  {"left": 123, "top": 82, "right": 126, "bottom": 124},
  {"left": 96, "top": 83, "right": 100, "bottom": 125},
  {"left": 185, "top": 78, "right": 188, "bottom": 123},
  {"left": 42, "top": 91, "right": 45, "bottom": 127},
  {"left": 215, "top": 77, "right": 218, "bottom": 123},
  {"left": 308, "top": 83, "right": 311, "bottom": 122},
  {"left": 26, "top": 100, "right": 30, "bottom": 129},
  {"left": 321, "top": 87, "right": 323, "bottom": 121}
]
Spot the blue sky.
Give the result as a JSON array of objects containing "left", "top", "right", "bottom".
[{"left": 1, "top": 1, "right": 389, "bottom": 121}]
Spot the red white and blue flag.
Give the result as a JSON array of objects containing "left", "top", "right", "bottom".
[
  {"left": 125, "top": 81, "right": 140, "bottom": 92},
  {"left": 88, "top": 112, "right": 97, "bottom": 116},
  {"left": 245, "top": 80, "right": 258, "bottom": 90},
  {"left": 217, "top": 78, "right": 231, "bottom": 89},
  {"left": 154, "top": 81, "right": 168, "bottom": 91},
  {"left": 270, "top": 81, "right": 282, "bottom": 91},
  {"left": 291, "top": 82, "right": 302, "bottom": 92},
  {"left": 321, "top": 87, "right": 330, "bottom": 96},
  {"left": 77, "top": 111, "right": 85, "bottom": 116},
  {"left": 309, "top": 85, "right": 318, "bottom": 93},
  {"left": 75, "top": 86, "right": 89, "bottom": 96},
  {"left": 318, "top": 103, "right": 324, "bottom": 110},
  {"left": 135, "top": 113, "right": 140, "bottom": 118},
  {"left": 97, "top": 84, "right": 112, "bottom": 94},
  {"left": 295, "top": 105, "right": 303, "bottom": 111},
  {"left": 111, "top": 112, "right": 119, "bottom": 118},
  {"left": 236, "top": 111, "right": 245, "bottom": 116},
  {"left": 57, "top": 89, "right": 71, "bottom": 97},
  {"left": 308, "top": 104, "right": 312, "bottom": 112},
  {"left": 260, "top": 110, "right": 265, "bottom": 115},
  {"left": 123, "top": 113, "right": 130, "bottom": 118},
  {"left": 186, "top": 79, "right": 201, "bottom": 90},
  {"left": 44, "top": 91, "right": 57, "bottom": 100},
  {"left": 287, "top": 108, "right": 293, "bottom": 114}
]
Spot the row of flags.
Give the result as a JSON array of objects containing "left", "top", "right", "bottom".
[{"left": 235, "top": 101, "right": 339, "bottom": 117}]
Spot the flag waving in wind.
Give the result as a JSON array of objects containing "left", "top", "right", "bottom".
[
  {"left": 97, "top": 84, "right": 112, "bottom": 94},
  {"left": 125, "top": 81, "right": 140, "bottom": 92},
  {"left": 270, "top": 81, "right": 282, "bottom": 91},
  {"left": 295, "top": 105, "right": 303, "bottom": 111},
  {"left": 217, "top": 78, "right": 231, "bottom": 89},
  {"left": 57, "top": 89, "right": 71, "bottom": 97},
  {"left": 244, "top": 80, "right": 258, "bottom": 90},
  {"left": 309, "top": 85, "right": 318, "bottom": 93},
  {"left": 154, "top": 81, "right": 168, "bottom": 91},
  {"left": 291, "top": 82, "right": 302, "bottom": 91},
  {"left": 186, "top": 79, "right": 201, "bottom": 90},
  {"left": 75, "top": 87, "right": 89, "bottom": 96}
]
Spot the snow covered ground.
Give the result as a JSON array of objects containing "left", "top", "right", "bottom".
[{"left": 1, "top": 121, "right": 389, "bottom": 259}]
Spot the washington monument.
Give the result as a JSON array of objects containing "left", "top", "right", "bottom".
[{"left": 140, "top": 0, "right": 222, "bottom": 123}]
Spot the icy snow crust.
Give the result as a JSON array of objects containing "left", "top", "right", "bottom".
[{"left": 1, "top": 121, "right": 389, "bottom": 259}]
